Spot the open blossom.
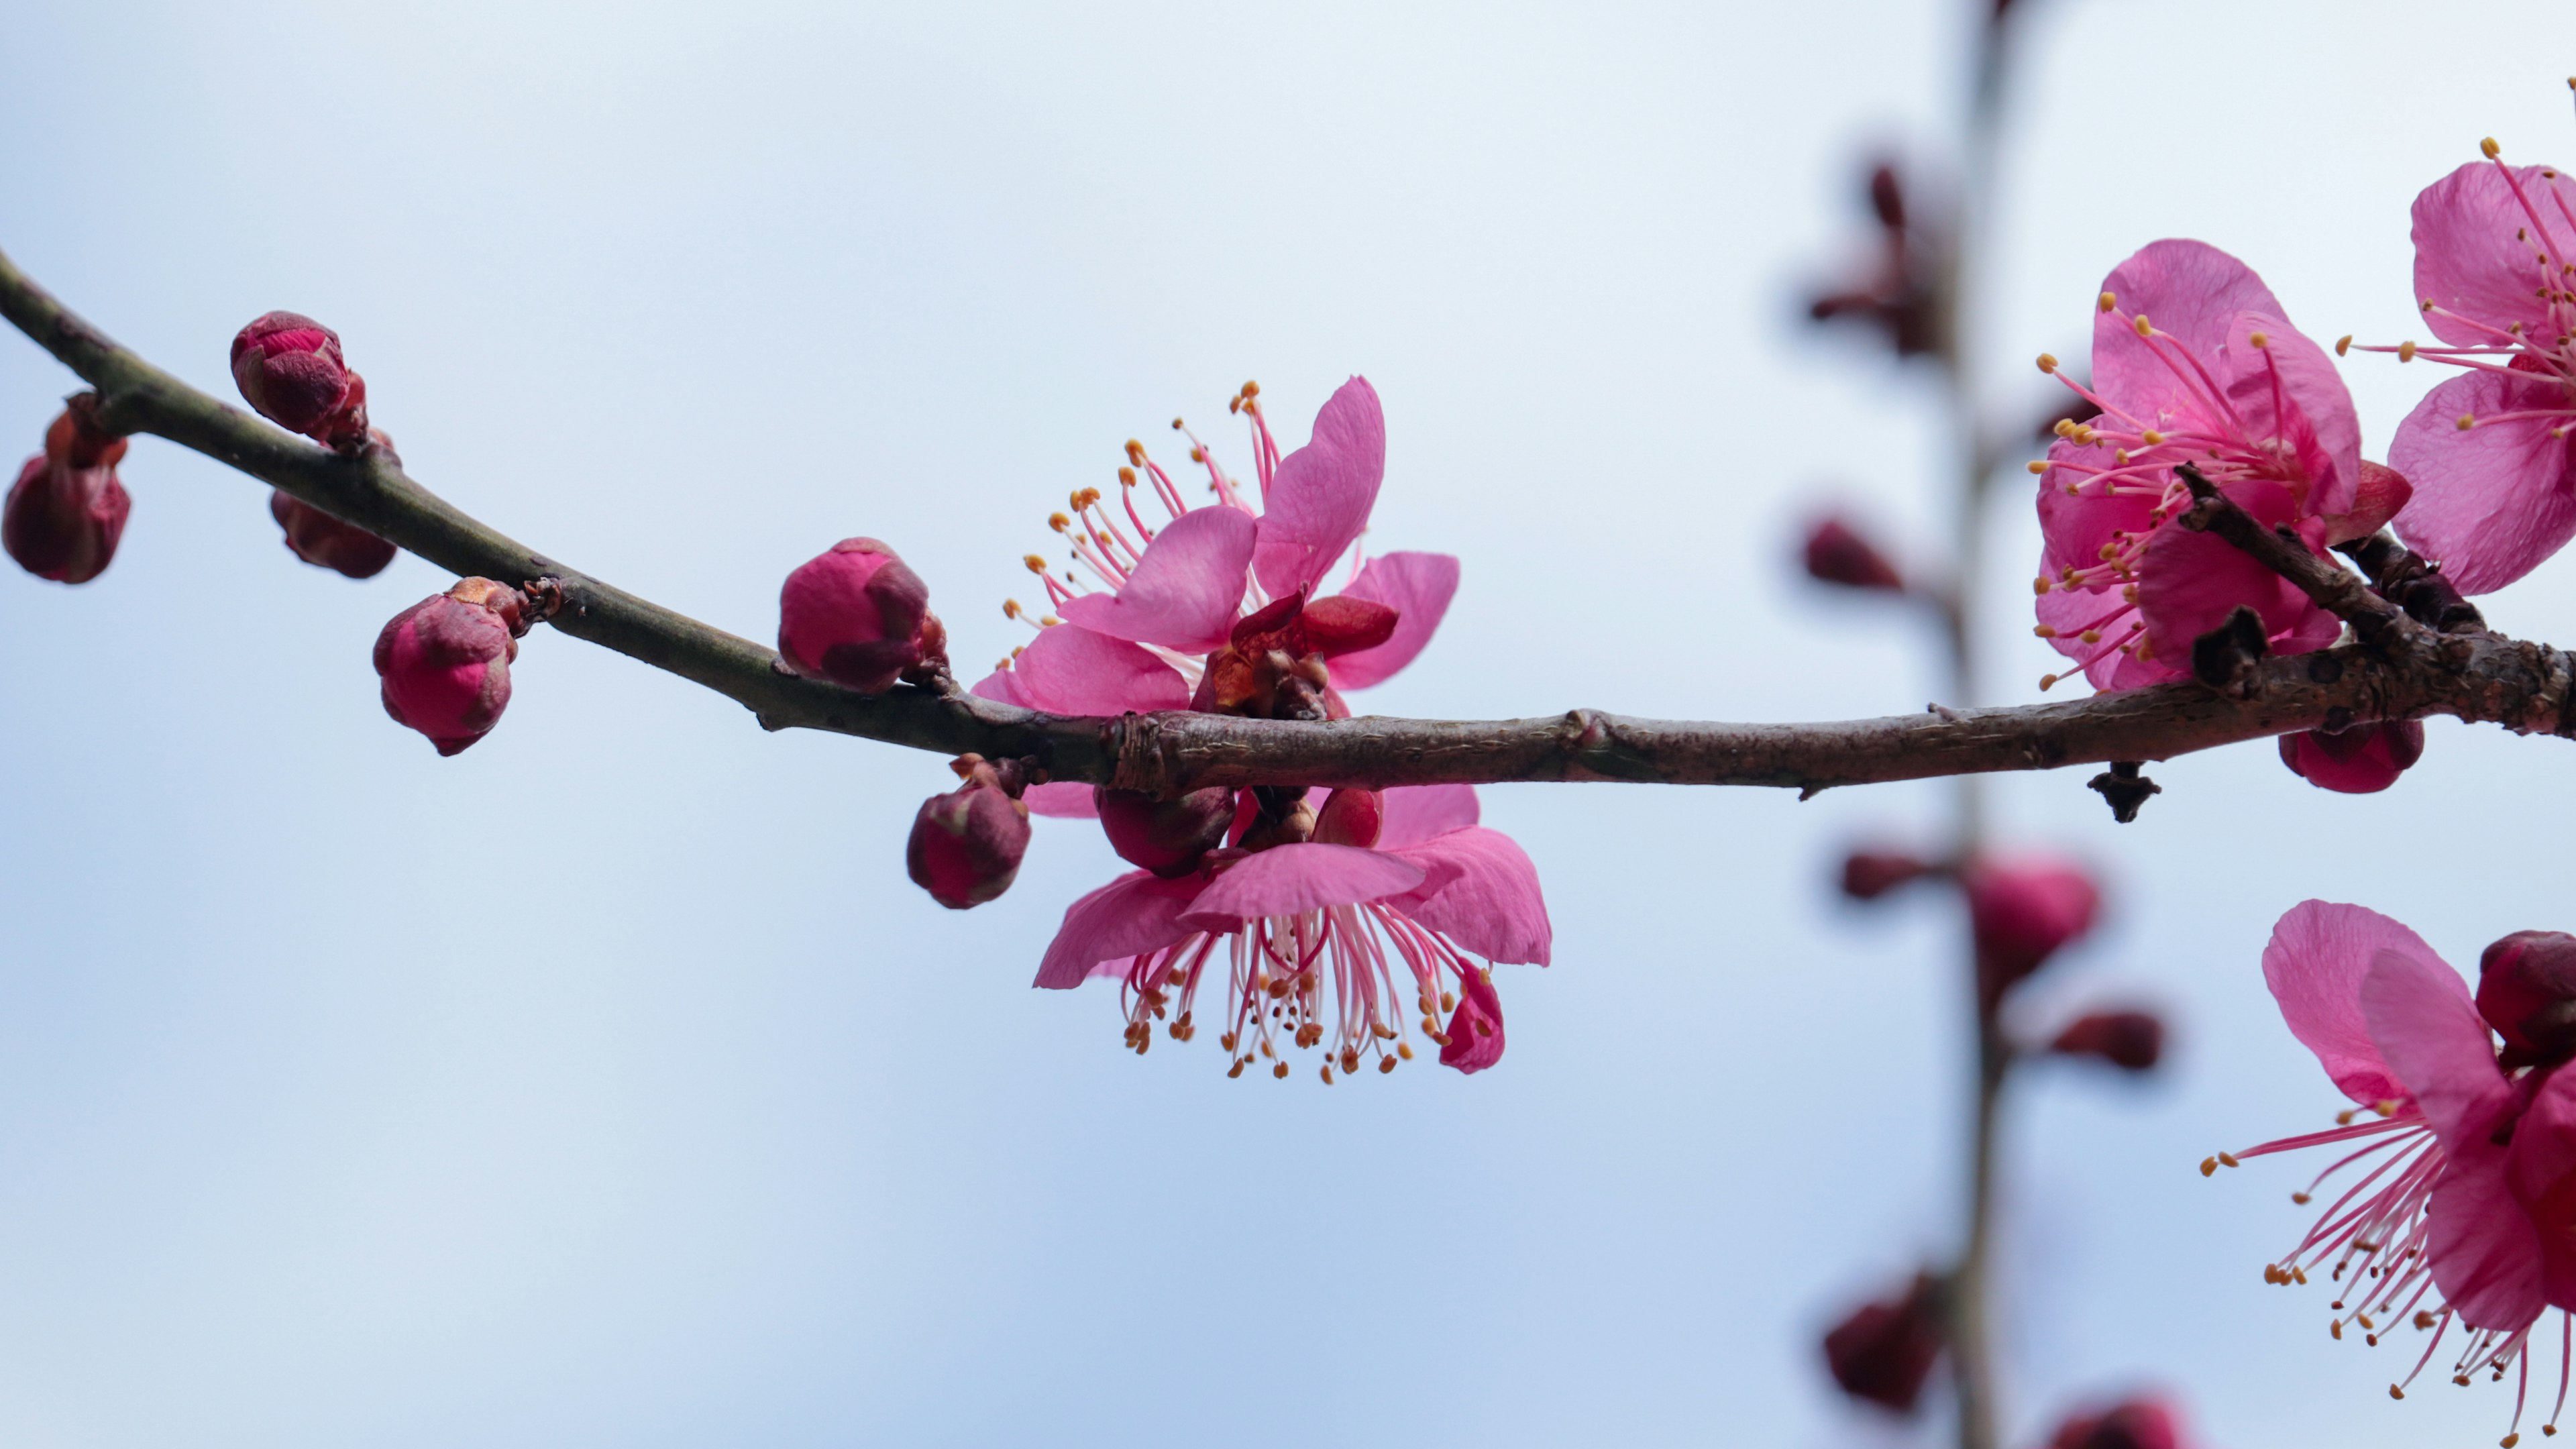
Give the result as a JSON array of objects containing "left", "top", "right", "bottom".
[
  {"left": 2378, "top": 146, "right": 2576, "bottom": 594},
  {"left": 2223, "top": 901, "right": 2576, "bottom": 1442},
  {"left": 977, "top": 378, "right": 1543, "bottom": 1075},
  {"left": 2031, "top": 240, "right": 2361, "bottom": 692}
]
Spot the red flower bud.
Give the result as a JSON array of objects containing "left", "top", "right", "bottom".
[
  {"left": 1840, "top": 849, "right": 1932, "bottom": 900},
  {"left": 1867, "top": 162, "right": 1907, "bottom": 231},
  {"left": 1312, "top": 787, "right": 1385, "bottom": 848},
  {"left": 230, "top": 311, "right": 368, "bottom": 444},
  {"left": 1822, "top": 1273, "right": 1944, "bottom": 1413},
  {"left": 2479, "top": 931, "right": 2576, "bottom": 1069},
  {"left": 2049, "top": 1010, "right": 2165, "bottom": 1072},
  {"left": 1096, "top": 786, "right": 1237, "bottom": 877},
  {"left": 5, "top": 447, "right": 131, "bottom": 585},
  {"left": 777, "top": 538, "right": 946, "bottom": 692},
  {"left": 2322, "top": 460, "right": 2414, "bottom": 547},
  {"left": 2047, "top": 1398, "right": 2186, "bottom": 1449},
  {"left": 909, "top": 757, "right": 1032, "bottom": 909},
  {"left": 1802, "top": 517, "right": 1905, "bottom": 592},
  {"left": 1965, "top": 857, "right": 2100, "bottom": 1014},
  {"left": 373, "top": 578, "right": 525, "bottom": 756},
  {"left": 270, "top": 491, "right": 396, "bottom": 579},
  {"left": 1438, "top": 965, "right": 1506, "bottom": 1075},
  {"left": 2276, "top": 718, "right": 2424, "bottom": 794}
]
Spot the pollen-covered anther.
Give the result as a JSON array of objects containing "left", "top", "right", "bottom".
[
  {"left": 2483, "top": 137, "right": 2503, "bottom": 160},
  {"left": 1048, "top": 513, "right": 1070, "bottom": 533},
  {"left": 1124, "top": 439, "right": 1145, "bottom": 464},
  {"left": 2141, "top": 429, "right": 2165, "bottom": 445},
  {"left": 2037, "top": 352, "right": 2060, "bottom": 373},
  {"left": 2459, "top": 414, "right": 2479, "bottom": 431},
  {"left": 2251, "top": 331, "right": 2271, "bottom": 349},
  {"left": 2400, "top": 341, "right": 2419, "bottom": 362},
  {"left": 2337, "top": 334, "right": 2354, "bottom": 356},
  {"left": 2027, "top": 460, "right": 2049, "bottom": 475},
  {"left": 2133, "top": 313, "right": 2153, "bottom": 337},
  {"left": 1024, "top": 554, "right": 1049, "bottom": 573},
  {"left": 2098, "top": 290, "right": 2117, "bottom": 313}
]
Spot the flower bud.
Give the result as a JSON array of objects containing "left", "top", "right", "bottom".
[
  {"left": 270, "top": 491, "right": 397, "bottom": 578},
  {"left": 1821, "top": 1273, "right": 1943, "bottom": 1413},
  {"left": 1312, "top": 788, "right": 1385, "bottom": 849},
  {"left": 2047, "top": 1399, "right": 2185, "bottom": 1449},
  {"left": 2322, "top": 460, "right": 2414, "bottom": 547},
  {"left": 2276, "top": 718, "right": 2424, "bottom": 794},
  {"left": 1867, "top": 162, "right": 1907, "bottom": 231},
  {"left": 373, "top": 578, "right": 525, "bottom": 756},
  {"left": 1438, "top": 965, "right": 1506, "bottom": 1075},
  {"left": 1840, "top": 849, "right": 1932, "bottom": 900},
  {"left": 1965, "top": 857, "right": 2100, "bottom": 1014},
  {"left": 2479, "top": 931, "right": 2576, "bottom": 1069},
  {"left": 1096, "top": 786, "right": 1237, "bottom": 877},
  {"left": 230, "top": 311, "right": 368, "bottom": 443},
  {"left": 777, "top": 537, "right": 946, "bottom": 692},
  {"left": 1801, "top": 516, "right": 1905, "bottom": 592},
  {"left": 910, "top": 757, "right": 1032, "bottom": 909},
  {"left": 2049, "top": 1010, "right": 2165, "bottom": 1072},
  {"left": 7, "top": 402, "right": 133, "bottom": 585}
]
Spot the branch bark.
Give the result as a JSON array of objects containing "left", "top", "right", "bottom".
[{"left": 6, "top": 243, "right": 2573, "bottom": 797}]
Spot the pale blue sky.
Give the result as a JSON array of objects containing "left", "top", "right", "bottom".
[{"left": 3, "top": 2, "right": 2573, "bottom": 1445}]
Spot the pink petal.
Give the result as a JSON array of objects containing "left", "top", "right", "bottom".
[
  {"left": 2262, "top": 901, "right": 2451, "bottom": 1106},
  {"left": 2359, "top": 948, "right": 2509, "bottom": 1148},
  {"left": 2412, "top": 162, "right": 2576, "bottom": 350},
  {"left": 1328, "top": 551, "right": 1460, "bottom": 691},
  {"left": 2221, "top": 313, "right": 2361, "bottom": 518},
  {"left": 1177, "top": 843, "right": 1425, "bottom": 926},
  {"left": 2390, "top": 370, "right": 2576, "bottom": 595},
  {"left": 1252, "top": 376, "right": 1387, "bottom": 597},
  {"left": 2035, "top": 583, "right": 2174, "bottom": 692},
  {"left": 1385, "top": 826, "right": 1551, "bottom": 965},
  {"left": 2038, "top": 439, "right": 2156, "bottom": 578},
  {"left": 2135, "top": 496, "right": 2334, "bottom": 667},
  {"left": 1056, "top": 505, "right": 1256, "bottom": 653},
  {"left": 1377, "top": 784, "right": 1481, "bottom": 849},
  {"left": 2092, "top": 240, "right": 2286, "bottom": 429},
  {"left": 1010, "top": 623, "right": 1191, "bottom": 716},
  {"left": 969, "top": 669, "right": 1024, "bottom": 706},
  {"left": 2509, "top": 1069, "right": 2576, "bottom": 1311},
  {"left": 1034, "top": 870, "right": 1210, "bottom": 989},
  {"left": 1439, "top": 968, "right": 1507, "bottom": 1075},
  {"left": 2426, "top": 1144, "right": 2549, "bottom": 1334}
]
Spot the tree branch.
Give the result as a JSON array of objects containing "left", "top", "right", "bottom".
[{"left": 7, "top": 243, "right": 2573, "bottom": 796}]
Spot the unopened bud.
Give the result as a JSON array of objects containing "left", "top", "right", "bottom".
[
  {"left": 1822, "top": 1273, "right": 1944, "bottom": 1413},
  {"left": 1095, "top": 786, "right": 1237, "bottom": 877},
  {"left": 2479, "top": 931, "right": 2576, "bottom": 1069},
  {"left": 2049, "top": 1010, "right": 2165, "bottom": 1072},
  {"left": 2047, "top": 1397, "right": 2186, "bottom": 1449},
  {"left": 1840, "top": 849, "right": 1932, "bottom": 900},
  {"left": 909, "top": 761, "right": 1032, "bottom": 909},
  {"left": 372, "top": 578, "right": 525, "bottom": 756},
  {"left": 1867, "top": 162, "right": 1906, "bottom": 231},
  {"left": 1312, "top": 788, "right": 1385, "bottom": 849},
  {"left": 2322, "top": 460, "right": 2415, "bottom": 546},
  {"left": 5, "top": 440, "right": 131, "bottom": 586},
  {"left": 777, "top": 538, "right": 945, "bottom": 693},
  {"left": 1966, "top": 856, "right": 2101, "bottom": 1014},
  {"left": 229, "top": 311, "right": 369, "bottom": 444},
  {"left": 2276, "top": 718, "right": 2425, "bottom": 794},
  {"left": 270, "top": 491, "right": 397, "bottom": 578},
  {"left": 1802, "top": 516, "right": 1905, "bottom": 592}
]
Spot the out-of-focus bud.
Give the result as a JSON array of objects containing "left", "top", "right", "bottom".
[
  {"left": 1965, "top": 857, "right": 2101, "bottom": 1015},
  {"left": 1822, "top": 1272, "right": 1944, "bottom": 1413},
  {"left": 2049, "top": 1010, "right": 2165, "bottom": 1073},
  {"left": 1802, "top": 516, "right": 1906, "bottom": 592},
  {"left": 230, "top": 311, "right": 369, "bottom": 445},
  {"left": 373, "top": 578, "right": 525, "bottom": 756},
  {"left": 2276, "top": 718, "right": 2424, "bottom": 794},
  {"left": 2478, "top": 930, "right": 2576, "bottom": 1069},
  {"left": 1840, "top": 849, "right": 1933, "bottom": 900},
  {"left": 2046, "top": 1398, "right": 2186, "bottom": 1449},
  {"left": 2322, "top": 460, "right": 2414, "bottom": 547},
  {"left": 777, "top": 537, "right": 947, "bottom": 692},
  {"left": 5, "top": 400, "right": 133, "bottom": 584},
  {"left": 1096, "top": 786, "right": 1237, "bottom": 877},
  {"left": 1868, "top": 162, "right": 1907, "bottom": 231},
  {"left": 270, "top": 491, "right": 397, "bottom": 579},
  {"left": 1438, "top": 965, "right": 1506, "bottom": 1075},
  {"left": 909, "top": 755, "right": 1032, "bottom": 909}
]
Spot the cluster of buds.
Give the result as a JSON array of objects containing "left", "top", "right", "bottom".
[
  {"left": 4, "top": 395, "right": 132, "bottom": 584},
  {"left": 373, "top": 577, "right": 527, "bottom": 755},
  {"left": 777, "top": 537, "right": 948, "bottom": 693},
  {"left": 907, "top": 755, "right": 1033, "bottom": 909},
  {"left": 230, "top": 312, "right": 372, "bottom": 449},
  {"left": 1821, "top": 1271, "right": 1945, "bottom": 1413},
  {"left": 1805, "top": 160, "right": 1946, "bottom": 359}
]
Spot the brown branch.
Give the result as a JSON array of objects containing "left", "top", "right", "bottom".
[{"left": 6, "top": 243, "right": 2574, "bottom": 796}]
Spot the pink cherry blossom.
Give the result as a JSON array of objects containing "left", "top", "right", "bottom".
[
  {"left": 2031, "top": 240, "right": 2357, "bottom": 691},
  {"left": 2378, "top": 154, "right": 2576, "bottom": 594},
  {"left": 2227, "top": 900, "right": 2576, "bottom": 1439},
  {"left": 1034, "top": 784, "right": 1550, "bottom": 1079}
]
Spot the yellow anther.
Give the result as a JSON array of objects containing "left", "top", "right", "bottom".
[
  {"left": 1240, "top": 380, "right": 1260, "bottom": 398},
  {"left": 2388, "top": 1385, "right": 2404, "bottom": 1400},
  {"left": 2033, "top": 576, "right": 2052, "bottom": 595},
  {"left": 2374, "top": 1099, "right": 2399, "bottom": 1117},
  {"left": 1378, "top": 1055, "right": 1397, "bottom": 1074},
  {"left": 2115, "top": 448, "right": 2131, "bottom": 465},
  {"left": 2039, "top": 673, "right": 2061, "bottom": 691},
  {"left": 1397, "top": 1042, "right": 1415, "bottom": 1061},
  {"left": 1023, "top": 554, "right": 1049, "bottom": 573},
  {"left": 2291, "top": 1191, "right": 2312, "bottom": 1204},
  {"left": 1319, "top": 1065, "right": 1333, "bottom": 1085},
  {"left": 2200, "top": 1156, "right": 2219, "bottom": 1177},
  {"left": 2219, "top": 1151, "right": 2239, "bottom": 1167},
  {"left": 1272, "top": 1061, "right": 1289, "bottom": 1079},
  {"left": 1075, "top": 487, "right": 1102, "bottom": 508},
  {"left": 2459, "top": 413, "right": 2478, "bottom": 431},
  {"left": 1048, "top": 512, "right": 1071, "bottom": 533},
  {"left": 2033, "top": 625, "right": 2057, "bottom": 639},
  {"left": 2483, "top": 137, "right": 2502, "bottom": 160},
  {"left": 1189, "top": 447, "right": 1205, "bottom": 463},
  {"left": 2142, "top": 429, "right": 2165, "bottom": 445},
  {"left": 2027, "top": 460, "right": 2049, "bottom": 475},
  {"left": 2250, "top": 330, "right": 2270, "bottom": 349},
  {"left": 2330, "top": 1320, "right": 2343, "bottom": 1339},
  {"left": 2398, "top": 340, "right": 2418, "bottom": 362},
  {"left": 1003, "top": 599, "right": 1022, "bottom": 619},
  {"left": 1118, "top": 466, "right": 1138, "bottom": 486},
  {"left": 2078, "top": 629, "right": 2102, "bottom": 644},
  {"left": 1124, "top": 439, "right": 1145, "bottom": 464},
  {"left": 2336, "top": 334, "right": 2353, "bottom": 356},
  {"left": 2133, "top": 313, "right": 2153, "bottom": 337},
  {"left": 2122, "top": 584, "right": 2139, "bottom": 603},
  {"left": 1038, "top": 615, "right": 1062, "bottom": 627},
  {"left": 2098, "top": 290, "right": 2117, "bottom": 313},
  {"left": 2055, "top": 419, "right": 2077, "bottom": 438},
  {"left": 2507, "top": 1434, "right": 2523, "bottom": 1447},
  {"left": 2037, "top": 352, "right": 2060, "bottom": 373}
]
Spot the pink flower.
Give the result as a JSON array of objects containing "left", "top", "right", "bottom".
[
  {"left": 374, "top": 578, "right": 525, "bottom": 756},
  {"left": 1034, "top": 784, "right": 1550, "bottom": 1079},
  {"left": 230, "top": 311, "right": 370, "bottom": 447},
  {"left": 1964, "top": 855, "right": 2100, "bottom": 1016},
  {"left": 2031, "top": 240, "right": 2357, "bottom": 692},
  {"left": 270, "top": 492, "right": 397, "bottom": 579},
  {"left": 907, "top": 756, "right": 1032, "bottom": 910},
  {"left": 2277, "top": 718, "right": 2426, "bottom": 794},
  {"left": 5, "top": 404, "right": 131, "bottom": 585},
  {"left": 2228, "top": 900, "right": 2576, "bottom": 1437},
  {"left": 777, "top": 537, "right": 947, "bottom": 694},
  {"left": 2380, "top": 152, "right": 2576, "bottom": 594}
]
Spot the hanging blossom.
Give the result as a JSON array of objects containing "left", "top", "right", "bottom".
[
  {"left": 972, "top": 377, "right": 1550, "bottom": 1080},
  {"left": 2369, "top": 140, "right": 2576, "bottom": 594},
  {"left": 2216, "top": 900, "right": 2576, "bottom": 1446},
  {"left": 2029, "top": 239, "right": 2385, "bottom": 692}
]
